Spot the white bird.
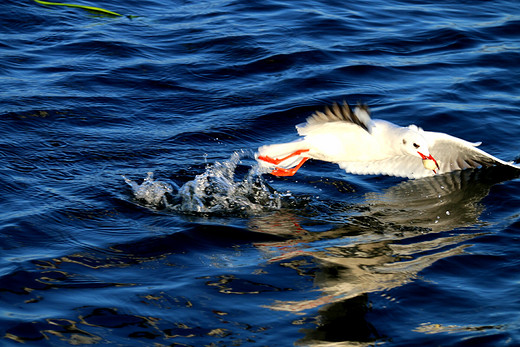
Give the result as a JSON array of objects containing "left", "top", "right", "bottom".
[{"left": 257, "top": 101, "right": 519, "bottom": 179}]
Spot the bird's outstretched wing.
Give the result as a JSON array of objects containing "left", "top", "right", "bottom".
[
  {"left": 303, "top": 101, "right": 373, "bottom": 133},
  {"left": 338, "top": 132, "right": 519, "bottom": 179},
  {"left": 338, "top": 156, "right": 432, "bottom": 179},
  {"left": 425, "top": 131, "right": 519, "bottom": 174}
]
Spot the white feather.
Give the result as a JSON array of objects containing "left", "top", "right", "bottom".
[{"left": 257, "top": 103, "right": 520, "bottom": 179}]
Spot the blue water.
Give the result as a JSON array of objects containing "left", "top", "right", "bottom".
[{"left": 1, "top": 0, "right": 520, "bottom": 345}]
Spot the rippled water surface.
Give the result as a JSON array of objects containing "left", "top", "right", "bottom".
[{"left": 1, "top": 0, "right": 520, "bottom": 345}]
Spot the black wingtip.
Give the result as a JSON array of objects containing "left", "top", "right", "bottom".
[{"left": 306, "top": 101, "right": 372, "bottom": 133}]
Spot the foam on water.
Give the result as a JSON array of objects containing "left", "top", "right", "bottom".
[{"left": 124, "top": 151, "right": 281, "bottom": 214}]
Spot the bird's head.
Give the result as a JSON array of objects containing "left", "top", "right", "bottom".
[{"left": 402, "top": 125, "right": 440, "bottom": 173}]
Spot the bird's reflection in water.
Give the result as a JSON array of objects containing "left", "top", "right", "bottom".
[
  {"left": 250, "top": 167, "right": 519, "bottom": 345},
  {"left": 364, "top": 168, "right": 497, "bottom": 232}
]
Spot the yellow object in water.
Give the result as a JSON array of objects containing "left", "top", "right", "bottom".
[{"left": 33, "top": 0, "right": 123, "bottom": 17}]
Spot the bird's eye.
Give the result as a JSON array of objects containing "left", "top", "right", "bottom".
[
  {"left": 413, "top": 143, "right": 420, "bottom": 149},
  {"left": 402, "top": 139, "right": 407, "bottom": 145}
]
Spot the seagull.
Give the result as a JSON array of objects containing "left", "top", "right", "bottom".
[{"left": 257, "top": 102, "right": 519, "bottom": 179}]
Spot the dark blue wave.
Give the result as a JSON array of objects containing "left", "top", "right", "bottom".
[{"left": 1, "top": 0, "right": 519, "bottom": 345}]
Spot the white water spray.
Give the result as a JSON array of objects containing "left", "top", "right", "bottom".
[{"left": 123, "top": 151, "right": 281, "bottom": 214}]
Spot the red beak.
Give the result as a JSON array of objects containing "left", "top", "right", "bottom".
[{"left": 418, "top": 152, "right": 440, "bottom": 172}]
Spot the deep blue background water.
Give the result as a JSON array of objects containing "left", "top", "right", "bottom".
[{"left": 1, "top": 0, "right": 520, "bottom": 345}]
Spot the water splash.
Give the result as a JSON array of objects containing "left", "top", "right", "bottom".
[
  {"left": 123, "top": 151, "right": 281, "bottom": 214},
  {"left": 122, "top": 172, "right": 174, "bottom": 207}
]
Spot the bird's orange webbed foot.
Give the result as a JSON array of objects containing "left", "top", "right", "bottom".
[
  {"left": 257, "top": 149, "right": 310, "bottom": 176},
  {"left": 270, "top": 157, "right": 309, "bottom": 176},
  {"left": 257, "top": 149, "right": 310, "bottom": 165}
]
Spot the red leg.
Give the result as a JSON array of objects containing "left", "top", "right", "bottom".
[
  {"left": 258, "top": 149, "right": 310, "bottom": 165},
  {"left": 271, "top": 157, "right": 309, "bottom": 176}
]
